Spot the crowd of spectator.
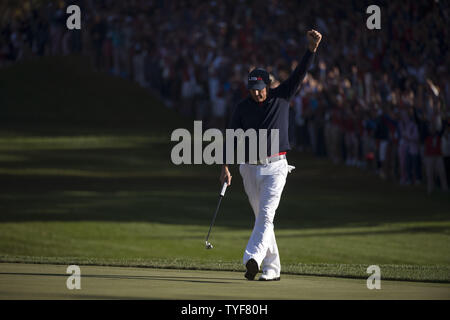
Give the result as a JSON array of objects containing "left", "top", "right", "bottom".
[{"left": 1, "top": 0, "right": 449, "bottom": 194}]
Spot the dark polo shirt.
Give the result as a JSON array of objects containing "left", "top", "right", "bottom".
[{"left": 224, "top": 49, "right": 314, "bottom": 164}]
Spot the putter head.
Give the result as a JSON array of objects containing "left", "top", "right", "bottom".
[{"left": 205, "top": 241, "right": 213, "bottom": 250}]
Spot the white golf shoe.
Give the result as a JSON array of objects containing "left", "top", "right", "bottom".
[{"left": 258, "top": 270, "right": 280, "bottom": 281}]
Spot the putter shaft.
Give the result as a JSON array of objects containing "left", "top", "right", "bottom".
[
  {"left": 205, "top": 182, "right": 228, "bottom": 244},
  {"left": 205, "top": 195, "right": 223, "bottom": 243}
]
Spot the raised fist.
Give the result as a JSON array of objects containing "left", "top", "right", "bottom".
[{"left": 307, "top": 30, "right": 322, "bottom": 53}]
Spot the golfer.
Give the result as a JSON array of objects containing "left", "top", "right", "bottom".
[{"left": 220, "top": 30, "right": 322, "bottom": 281}]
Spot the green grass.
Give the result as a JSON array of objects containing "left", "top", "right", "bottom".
[{"left": 0, "top": 56, "right": 449, "bottom": 283}]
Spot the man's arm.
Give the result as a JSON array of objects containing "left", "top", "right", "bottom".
[
  {"left": 220, "top": 164, "right": 232, "bottom": 186},
  {"left": 273, "top": 30, "right": 322, "bottom": 100}
]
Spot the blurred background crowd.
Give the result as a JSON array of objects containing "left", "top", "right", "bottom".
[{"left": 1, "top": 0, "right": 449, "bottom": 194}]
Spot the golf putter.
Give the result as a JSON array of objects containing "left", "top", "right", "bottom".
[{"left": 205, "top": 182, "right": 228, "bottom": 249}]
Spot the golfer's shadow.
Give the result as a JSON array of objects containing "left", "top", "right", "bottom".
[
  {"left": 0, "top": 272, "right": 239, "bottom": 284},
  {"left": 94, "top": 274, "right": 233, "bottom": 284}
]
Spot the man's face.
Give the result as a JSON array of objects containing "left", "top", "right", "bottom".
[{"left": 249, "top": 87, "right": 268, "bottom": 103}]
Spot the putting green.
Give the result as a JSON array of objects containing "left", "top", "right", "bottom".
[{"left": 0, "top": 263, "right": 449, "bottom": 300}]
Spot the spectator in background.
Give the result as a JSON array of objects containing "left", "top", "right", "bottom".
[
  {"left": 424, "top": 121, "right": 448, "bottom": 194},
  {"left": 111, "top": 17, "right": 123, "bottom": 76},
  {"left": 413, "top": 89, "right": 428, "bottom": 180},
  {"left": 375, "top": 106, "right": 391, "bottom": 180},
  {"left": 133, "top": 43, "right": 148, "bottom": 88},
  {"left": 330, "top": 97, "right": 343, "bottom": 164},
  {"left": 61, "top": 28, "right": 72, "bottom": 56},
  {"left": 442, "top": 124, "right": 450, "bottom": 187},
  {"left": 207, "top": 66, "right": 225, "bottom": 128},
  {"left": 323, "top": 97, "right": 333, "bottom": 158},
  {"left": 398, "top": 110, "right": 410, "bottom": 185},
  {"left": 293, "top": 91, "right": 308, "bottom": 151},
  {"left": 362, "top": 109, "right": 377, "bottom": 171},
  {"left": 405, "top": 108, "right": 421, "bottom": 185},
  {"left": 307, "top": 92, "right": 318, "bottom": 155},
  {"left": 91, "top": 14, "right": 106, "bottom": 72},
  {"left": 49, "top": 5, "right": 64, "bottom": 56},
  {"left": 344, "top": 105, "right": 358, "bottom": 166},
  {"left": 387, "top": 107, "right": 399, "bottom": 180}
]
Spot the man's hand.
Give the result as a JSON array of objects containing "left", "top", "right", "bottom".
[
  {"left": 307, "top": 30, "right": 322, "bottom": 53},
  {"left": 220, "top": 165, "right": 232, "bottom": 186}
]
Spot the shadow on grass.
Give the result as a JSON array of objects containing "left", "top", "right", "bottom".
[
  {"left": 1, "top": 166, "right": 449, "bottom": 231},
  {"left": 276, "top": 225, "right": 450, "bottom": 238},
  {"left": 0, "top": 272, "right": 238, "bottom": 284}
]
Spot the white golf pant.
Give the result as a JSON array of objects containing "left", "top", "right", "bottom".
[{"left": 239, "top": 158, "right": 290, "bottom": 276}]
